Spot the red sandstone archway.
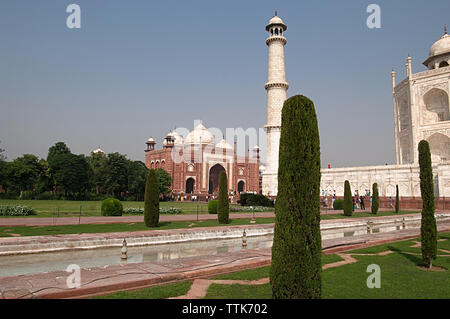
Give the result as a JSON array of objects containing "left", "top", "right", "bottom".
[
  {"left": 237, "top": 180, "right": 245, "bottom": 193},
  {"left": 208, "top": 164, "right": 225, "bottom": 194},
  {"left": 186, "top": 178, "right": 195, "bottom": 194}
]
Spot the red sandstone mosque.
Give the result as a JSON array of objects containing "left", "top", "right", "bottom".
[{"left": 145, "top": 123, "right": 261, "bottom": 200}]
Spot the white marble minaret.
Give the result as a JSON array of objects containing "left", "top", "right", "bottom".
[{"left": 262, "top": 12, "right": 289, "bottom": 196}]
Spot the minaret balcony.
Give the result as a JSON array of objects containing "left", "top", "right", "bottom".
[
  {"left": 266, "top": 36, "right": 287, "bottom": 45},
  {"left": 264, "top": 81, "right": 289, "bottom": 90}
]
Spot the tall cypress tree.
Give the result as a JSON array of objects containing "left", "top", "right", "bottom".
[
  {"left": 217, "top": 171, "right": 229, "bottom": 224},
  {"left": 395, "top": 184, "right": 400, "bottom": 214},
  {"left": 371, "top": 183, "right": 379, "bottom": 214},
  {"left": 343, "top": 180, "right": 352, "bottom": 216},
  {"left": 270, "top": 95, "right": 321, "bottom": 299},
  {"left": 418, "top": 140, "right": 437, "bottom": 268},
  {"left": 144, "top": 169, "right": 159, "bottom": 227}
]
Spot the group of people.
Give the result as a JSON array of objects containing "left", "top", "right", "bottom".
[
  {"left": 351, "top": 195, "right": 366, "bottom": 211},
  {"left": 328, "top": 193, "right": 368, "bottom": 211}
]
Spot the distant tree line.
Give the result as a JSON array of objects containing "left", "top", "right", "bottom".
[{"left": 0, "top": 141, "right": 171, "bottom": 201}]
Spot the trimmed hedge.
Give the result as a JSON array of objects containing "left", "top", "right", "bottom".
[
  {"left": 217, "top": 171, "right": 229, "bottom": 224},
  {"left": 332, "top": 199, "right": 344, "bottom": 210},
  {"left": 343, "top": 180, "right": 352, "bottom": 216},
  {"left": 101, "top": 198, "right": 123, "bottom": 216},
  {"left": 270, "top": 95, "right": 322, "bottom": 299},
  {"left": 371, "top": 183, "right": 379, "bottom": 214},
  {"left": 144, "top": 169, "right": 160, "bottom": 227},
  {"left": 208, "top": 200, "right": 218, "bottom": 214},
  {"left": 0, "top": 205, "right": 36, "bottom": 216},
  {"left": 418, "top": 140, "right": 437, "bottom": 268},
  {"left": 395, "top": 185, "right": 400, "bottom": 214}
]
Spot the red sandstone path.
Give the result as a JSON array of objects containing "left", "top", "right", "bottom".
[
  {"left": 0, "top": 212, "right": 275, "bottom": 227},
  {"left": 0, "top": 208, "right": 432, "bottom": 227}
]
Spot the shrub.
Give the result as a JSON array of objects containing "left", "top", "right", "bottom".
[
  {"left": 144, "top": 169, "right": 159, "bottom": 227},
  {"left": 0, "top": 205, "right": 36, "bottom": 216},
  {"left": 20, "top": 191, "right": 35, "bottom": 200},
  {"left": 0, "top": 191, "right": 19, "bottom": 200},
  {"left": 159, "top": 207, "right": 182, "bottom": 214},
  {"left": 35, "top": 191, "right": 55, "bottom": 200},
  {"left": 270, "top": 95, "right": 322, "bottom": 299},
  {"left": 123, "top": 207, "right": 144, "bottom": 215},
  {"left": 332, "top": 199, "right": 344, "bottom": 210},
  {"left": 418, "top": 140, "right": 437, "bottom": 268},
  {"left": 237, "top": 193, "right": 274, "bottom": 207},
  {"left": 101, "top": 198, "right": 123, "bottom": 216},
  {"left": 343, "top": 180, "right": 352, "bottom": 216},
  {"left": 229, "top": 205, "right": 273, "bottom": 212},
  {"left": 123, "top": 207, "right": 181, "bottom": 215},
  {"left": 371, "top": 183, "right": 379, "bottom": 214},
  {"left": 217, "top": 171, "right": 229, "bottom": 224},
  {"left": 395, "top": 185, "right": 400, "bottom": 214},
  {"left": 208, "top": 200, "right": 218, "bottom": 214}
]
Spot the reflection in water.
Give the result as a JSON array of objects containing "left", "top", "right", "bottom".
[{"left": 0, "top": 235, "right": 273, "bottom": 278}]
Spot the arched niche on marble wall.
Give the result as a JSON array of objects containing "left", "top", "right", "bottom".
[{"left": 423, "top": 88, "right": 449, "bottom": 123}]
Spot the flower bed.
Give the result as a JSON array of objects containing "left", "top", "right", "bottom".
[{"left": 0, "top": 205, "right": 37, "bottom": 216}]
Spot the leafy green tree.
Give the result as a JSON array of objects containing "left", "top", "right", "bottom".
[
  {"left": 395, "top": 185, "right": 400, "bottom": 214},
  {"left": 50, "top": 153, "right": 91, "bottom": 197},
  {"left": 371, "top": 183, "right": 379, "bottom": 214},
  {"left": 47, "top": 142, "right": 71, "bottom": 192},
  {"left": 47, "top": 142, "right": 71, "bottom": 166},
  {"left": 35, "top": 159, "right": 53, "bottom": 194},
  {"left": 87, "top": 152, "right": 107, "bottom": 195},
  {"left": 6, "top": 154, "right": 42, "bottom": 193},
  {"left": 0, "top": 141, "right": 6, "bottom": 189},
  {"left": 217, "top": 171, "right": 229, "bottom": 224},
  {"left": 102, "top": 152, "right": 129, "bottom": 198},
  {"left": 270, "top": 95, "right": 322, "bottom": 299},
  {"left": 155, "top": 168, "right": 172, "bottom": 196},
  {"left": 343, "top": 180, "right": 352, "bottom": 216},
  {"left": 144, "top": 169, "right": 159, "bottom": 227},
  {"left": 127, "top": 161, "right": 148, "bottom": 201},
  {"left": 418, "top": 140, "right": 437, "bottom": 268}
]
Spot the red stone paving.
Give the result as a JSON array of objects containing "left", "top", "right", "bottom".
[
  {"left": 0, "top": 207, "right": 432, "bottom": 227},
  {"left": 0, "top": 223, "right": 449, "bottom": 299}
]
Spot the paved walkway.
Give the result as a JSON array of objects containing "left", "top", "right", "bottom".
[
  {"left": 0, "top": 212, "right": 275, "bottom": 227},
  {"left": 1, "top": 223, "right": 448, "bottom": 299},
  {"left": 0, "top": 207, "right": 431, "bottom": 227}
]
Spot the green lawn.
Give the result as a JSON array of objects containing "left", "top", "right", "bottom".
[
  {"left": 320, "top": 210, "right": 419, "bottom": 220},
  {"left": 0, "top": 217, "right": 277, "bottom": 237},
  {"left": 0, "top": 199, "right": 274, "bottom": 217},
  {"left": 92, "top": 254, "right": 344, "bottom": 299},
  {"left": 204, "top": 232, "right": 450, "bottom": 299},
  {"left": 88, "top": 233, "right": 450, "bottom": 299},
  {"left": 93, "top": 281, "right": 193, "bottom": 299}
]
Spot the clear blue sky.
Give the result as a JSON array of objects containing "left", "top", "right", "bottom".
[{"left": 0, "top": 0, "right": 448, "bottom": 167}]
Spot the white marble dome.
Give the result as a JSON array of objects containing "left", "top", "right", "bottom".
[
  {"left": 268, "top": 16, "right": 284, "bottom": 25},
  {"left": 185, "top": 123, "right": 215, "bottom": 145},
  {"left": 429, "top": 33, "right": 450, "bottom": 57},
  {"left": 215, "top": 138, "right": 233, "bottom": 150},
  {"left": 266, "top": 14, "right": 287, "bottom": 31},
  {"left": 92, "top": 148, "right": 105, "bottom": 154},
  {"left": 171, "top": 131, "right": 184, "bottom": 145}
]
